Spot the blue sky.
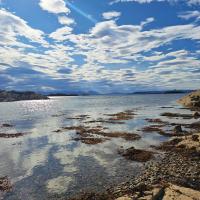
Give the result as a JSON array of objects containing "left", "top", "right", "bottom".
[{"left": 0, "top": 0, "right": 200, "bottom": 94}]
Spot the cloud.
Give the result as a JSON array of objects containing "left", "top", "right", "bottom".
[
  {"left": 58, "top": 16, "right": 75, "bottom": 25},
  {"left": 102, "top": 11, "right": 121, "bottom": 20},
  {"left": 110, "top": 0, "right": 200, "bottom": 5},
  {"left": 1, "top": 7, "right": 200, "bottom": 92},
  {"left": 140, "top": 17, "right": 155, "bottom": 27},
  {"left": 0, "top": 9, "right": 47, "bottom": 46},
  {"left": 49, "top": 26, "right": 73, "bottom": 41},
  {"left": 178, "top": 11, "right": 200, "bottom": 21},
  {"left": 39, "top": 0, "right": 70, "bottom": 14}
]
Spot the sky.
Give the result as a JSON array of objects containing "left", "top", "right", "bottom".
[{"left": 0, "top": 0, "right": 200, "bottom": 94}]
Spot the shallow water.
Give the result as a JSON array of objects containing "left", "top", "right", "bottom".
[{"left": 0, "top": 94, "right": 194, "bottom": 199}]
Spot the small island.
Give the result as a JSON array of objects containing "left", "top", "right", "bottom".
[{"left": 0, "top": 90, "right": 49, "bottom": 102}]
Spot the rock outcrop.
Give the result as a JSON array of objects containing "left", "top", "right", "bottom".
[
  {"left": 0, "top": 90, "right": 49, "bottom": 102},
  {"left": 178, "top": 90, "right": 200, "bottom": 109}
]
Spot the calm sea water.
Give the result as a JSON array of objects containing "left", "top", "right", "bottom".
[{"left": 0, "top": 94, "right": 194, "bottom": 199}]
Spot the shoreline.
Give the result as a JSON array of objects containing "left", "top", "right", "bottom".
[
  {"left": 69, "top": 133, "right": 200, "bottom": 200},
  {"left": 0, "top": 92, "right": 200, "bottom": 200}
]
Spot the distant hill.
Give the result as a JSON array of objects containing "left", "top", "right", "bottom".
[
  {"left": 133, "top": 90, "right": 193, "bottom": 95},
  {"left": 0, "top": 90, "right": 49, "bottom": 102}
]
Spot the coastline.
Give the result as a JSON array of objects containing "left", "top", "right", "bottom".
[{"left": 0, "top": 92, "right": 200, "bottom": 200}]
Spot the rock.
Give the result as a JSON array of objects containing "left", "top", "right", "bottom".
[
  {"left": 174, "top": 125, "right": 183, "bottom": 134},
  {"left": 0, "top": 176, "right": 12, "bottom": 192},
  {"left": 163, "top": 184, "right": 200, "bottom": 200},
  {"left": 193, "top": 112, "right": 200, "bottom": 119},
  {"left": 115, "top": 196, "right": 132, "bottom": 200},
  {"left": 1, "top": 123, "right": 13, "bottom": 128},
  {"left": 192, "top": 134, "right": 199, "bottom": 142},
  {"left": 178, "top": 90, "right": 200, "bottom": 109}
]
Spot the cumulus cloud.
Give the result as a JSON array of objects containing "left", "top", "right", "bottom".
[
  {"left": 39, "top": 0, "right": 70, "bottom": 14},
  {"left": 102, "top": 11, "right": 121, "bottom": 20},
  {"left": 58, "top": 16, "right": 75, "bottom": 25},
  {"left": 0, "top": 9, "right": 47, "bottom": 46},
  {"left": 49, "top": 26, "right": 73, "bottom": 41},
  {"left": 1, "top": 7, "right": 200, "bottom": 92}
]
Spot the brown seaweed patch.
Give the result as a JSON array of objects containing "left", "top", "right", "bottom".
[
  {"left": 145, "top": 118, "right": 168, "bottom": 124},
  {"left": 0, "top": 132, "right": 26, "bottom": 138},
  {"left": 157, "top": 133, "right": 200, "bottom": 158},
  {"left": 118, "top": 147, "right": 154, "bottom": 162},
  {"left": 141, "top": 125, "right": 187, "bottom": 137},
  {"left": 73, "top": 137, "right": 108, "bottom": 145},
  {"left": 106, "top": 110, "right": 136, "bottom": 121},
  {"left": 85, "top": 119, "right": 125, "bottom": 124},
  {"left": 94, "top": 131, "right": 141, "bottom": 141},
  {"left": 0, "top": 176, "right": 12, "bottom": 192},
  {"left": 66, "top": 115, "right": 90, "bottom": 120},
  {"left": 160, "top": 112, "right": 193, "bottom": 119}
]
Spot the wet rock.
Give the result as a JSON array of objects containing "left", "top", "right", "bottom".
[
  {"left": 193, "top": 112, "right": 200, "bottom": 119},
  {"left": 174, "top": 125, "right": 183, "bottom": 134},
  {"left": 118, "top": 147, "right": 154, "bottom": 162},
  {"left": 1, "top": 124, "right": 13, "bottom": 128},
  {"left": 106, "top": 110, "right": 135, "bottom": 121},
  {"left": 0, "top": 176, "right": 12, "bottom": 192}
]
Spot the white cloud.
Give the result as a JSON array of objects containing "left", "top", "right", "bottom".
[
  {"left": 0, "top": 9, "right": 47, "bottom": 46},
  {"left": 49, "top": 26, "right": 73, "bottom": 41},
  {"left": 39, "top": 0, "right": 70, "bottom": 14},
  {"left": 102, "top": 11, "right": 121, "bottom": 20},
  {"left": 58, "top": 16, "right": 75, "bottom": 25},
  {"left": 110, "top": 0, "right": 200, "bottom": 5},
  {"left": 178, "top": 11, "right": 200, "bottom": 21},
  {"left": 140, "top": 17, "right": 155, "bottom": 27}
]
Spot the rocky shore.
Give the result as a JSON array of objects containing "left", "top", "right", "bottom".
[
  {"left": 0, "top": 90, "right": 49, "bottom": 102},
  {"left": 69, "top": 91, "right": 200, "bottom": 200},
  {"left": 70, "top": 132, "right": 200, "bottom": 200}
]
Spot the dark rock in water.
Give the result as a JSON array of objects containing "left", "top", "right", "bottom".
[
  {"left": 174, "top": 125, "right": 183, "bottom": 134},
  {"left": 0, "top": 90, "right": 49, "bottom": 102},
  {"left": 0, "top": 176, "right": 12, "bottom": 191},
  {"left": 193, "top": 112, "right": 200, "bottom": 119},
  {"left": 1, "top": 123, "right": 13, "bottom": 128},
  {"left": 118, "top": 147, "right": 153, "bottom": 162}
]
